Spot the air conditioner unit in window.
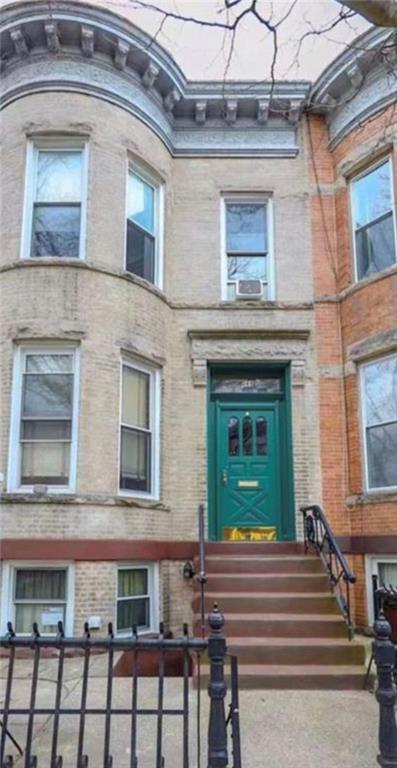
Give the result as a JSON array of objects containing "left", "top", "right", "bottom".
[{"left": 236, "top": 279, "right": 263, "bottom": 299}]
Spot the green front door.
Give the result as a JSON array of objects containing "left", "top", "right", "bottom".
[{"left": 217, "top": 403, "right": 280, "bottom": 540}]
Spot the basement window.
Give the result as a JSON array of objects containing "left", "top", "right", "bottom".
[
  {"left": 116, "top": 564, "right": 157, "bottom": 634},
  {"left": 351, "top": 157, "right": 397, "bottom": 281}
]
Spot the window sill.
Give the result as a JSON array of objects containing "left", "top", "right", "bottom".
[
  {"left": 1, "top": 492, "right": 170, "bottom": 510},
  {"left": 347, "top": 490, "right": 397, "bottom": 507},
  {"left": 342, "top": 262, "right": 397, "bottom": 299}
]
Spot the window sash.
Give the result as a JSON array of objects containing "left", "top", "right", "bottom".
[
  {"left": 361, "top": 354, "right": 397, "bottom": 490},
  {"left": 120, "top": 362, "right": 156, "bottom": 496},
  {"left": 126, "top": 169, "right": 158, "bottom": 285},
  {"left": 12, "top": 567, "right": 69, "bottom": 635},
  {"left": 116, "top": 566, "right": 152, "bottom": 632},
  {"left": 351, "top": 158, "right": 396, "bottom": 281}
]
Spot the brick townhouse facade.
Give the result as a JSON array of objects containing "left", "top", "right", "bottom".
[{"left": 0, "top": 1, "right": 396, "bottom": 655}]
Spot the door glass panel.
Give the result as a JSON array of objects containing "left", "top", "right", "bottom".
[
  {"left": 256, "top": 418, "right": 267, "bottom": 455},
  {"left": 228, "top": 417, "right": 239, "bottom": 456},
  {"left": 243, "top": 416, "right": 253, "bottom": 455},
  {"left": 213, "top": 376, "right": 281, "bottom": 394}
]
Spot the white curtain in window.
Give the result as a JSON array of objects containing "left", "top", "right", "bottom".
[
  {"left": 378, "top": 562, "right": 397, "bottom": 589},
  {"left": 122, "top": 367, "right": 149, "bottom": 429}
]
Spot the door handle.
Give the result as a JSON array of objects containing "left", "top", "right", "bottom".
[{"left": 222, "top": 469, "right": 228, "bottom": 485}]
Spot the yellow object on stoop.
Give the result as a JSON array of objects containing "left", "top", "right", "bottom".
[{"left": 223, "top": 526, "right": 277, "bottom": 542}]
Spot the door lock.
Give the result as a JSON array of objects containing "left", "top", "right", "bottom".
[{"left": 222, "top": 469, "right": 228, "bottom": 485}]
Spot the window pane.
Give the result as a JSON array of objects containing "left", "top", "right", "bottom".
[
  {"left": 31, "top": 204, "right": 81, "bottom": 258},
  {"left": 127, "top": 173, "right": 154, "bottom": 233},
  {"left": 356, "top": 213, "right": 396, "bottom": 280},
  {"left": 118, "top": 569, "right": 148, "bottom": 598},
  {"left": 120, "top": 427, "right": 150, "bottom": 492},
  {"left": 256, "top": 418, "right": 267, "bottom": 455},
  {"left": 353, "top": 161, "right": 392, "bottom": 229},
  {"left": 367, "top": 423, "right": 397, "bottom": 488},
  {"left": 213, "top": 377, "right": 281, "bottom": 394},
  {"left": 22, "top": 420, "right": 71, "bottom": 439},
  {"left": 122, "top": 367, "right": 149, "bottom": 428},
  {"left": 227, "top": 255, "right": 266, "bottom": 281},
  {"left": 21, "top": 441, "right": 70, "bottom": 484},
  {"left": 226, "top": 203, "right": 267, "bottom": 253},
  {"left": 15, "top": 604, "right": 65, "bottom": 634},
  {"left": 364, "top": 357, "right": 397, "bottom": 426},
  {"left": 126, "top": 220, "right": 155, "bottom": 283},
  {"left": 117, "top": 597, "right": 149, "bottom": 631},
  {"left": 22, "top": 374, "right": 73, "bottom": 418},
  {"left": 26, "top": 355, "right": 73, "bottom": 374},
  {"left": 243, "top": 416, "right": 253, "bottom": 456},
  {"left": 15, "top": 569, "right": 66, "bottom": 600},
  {"left": 378, "top": 563, "right": 397, "bottom": 589},
  {"left": 228, "top": 417, "right": 239, "bottom": 456},
  {"left": 36, "top": 151, "right": 82, "bottom": 203}
]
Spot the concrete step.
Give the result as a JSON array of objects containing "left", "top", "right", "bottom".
[
  {"left": 199, "top": 573, "right": 329, "bottom": 593},
  {"left": 206, "top": 542, "right": 305, "bottom": 555},
  {"left": 202, "top": 555, "right": 324, "bottom": 575},
  {"left": 225, "top": 637, "right": 366, "bottom": 666},
  {"left": 193, "top": 613, "right": 348, "bottom": 638},
  {"left": 194, "top": 592, "right": 340, "bottom": 614},
  {"left": 197, "top": 664, "right": 367, "bottom": 690}
]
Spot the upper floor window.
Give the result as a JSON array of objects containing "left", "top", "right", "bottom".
[
  {"left": 126, "top": 168, "right": 163, "bottom": 287},
  {"left": 120, "top": 359, "right": 160, "bottom": 497},
  {"left": 351, "top": 158, "right": 396, "bottom": 281},
  {"left": 22, "top": 140, "right": 88, "bottom": 260},
  {"left": 222, "top": 197, "right": 274, "bottom": 300},
  {"left": 360, "top": 353, "right": 397, "bottom": 490},
  {"left": 8, "top": 346, "right": 80, "bottom": 493}
]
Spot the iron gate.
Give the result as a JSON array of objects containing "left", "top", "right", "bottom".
[{"left": 0, "top": 605, "right": 241, "bottom": 768}]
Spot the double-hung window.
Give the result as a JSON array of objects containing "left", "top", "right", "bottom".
[
  {"left": 9, "top": 347, "right": 79, "bottom": 492},
  {"left": 22, "top": 141, "right": 87, "bottom": 259},
  {"left": 120, "top": 360, "right": 159, "bottom": 496},
  {"left": 351, "top": 158, "right": 396, "bottom": 281},
  {"left": 116, "top": 564, "right": 157, "bottom": 634},
  {"left": 360, "top": 353, "right": 397, "bottom": 490},
  {"left": 223, "top": 198, "right": 273, "bottom": 300},
  {"left": 126, "top": 168, "right": 162, "bottom": 286},
  {"left": 2, "top": 565, "right": 73, "bottom": 635}
]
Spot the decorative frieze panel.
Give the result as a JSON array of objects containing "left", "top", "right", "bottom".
[{"left": 188, "top": 330, "right": 310, "bottom": 387}]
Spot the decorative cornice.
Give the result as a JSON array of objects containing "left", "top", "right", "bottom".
[
  {"left": 310, "top": 26, "right": 397, "bottom": 147},
  {"left": 0, "top": 0, "right": 310, "bottom": 157}
]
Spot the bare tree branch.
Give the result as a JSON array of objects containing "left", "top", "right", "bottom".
[{"left": 335, "top": 0, "right": 397, "bottom": 26}]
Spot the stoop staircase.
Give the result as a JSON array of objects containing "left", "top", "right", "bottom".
[{"left": 193, "top": 542, "right": 367, "bottom": 689}]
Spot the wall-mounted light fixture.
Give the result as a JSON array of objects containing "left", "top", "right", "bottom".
[{"left": 183, "top": 561, "right": 194, "bottom": 580}]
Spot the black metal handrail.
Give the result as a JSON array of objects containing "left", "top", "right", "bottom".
[
  {"left": 301, "top": 504, "right": 356, "bottom": 639},
  {"left": 197, "top": 503, "right": 207, "bottom": 639},
  {"left": 0, "top": 605, "right": 241, "bottom": 768}
]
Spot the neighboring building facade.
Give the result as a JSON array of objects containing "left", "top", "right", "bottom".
[{"left": 0, "top": 1, "right": 396, "bottom": 637}]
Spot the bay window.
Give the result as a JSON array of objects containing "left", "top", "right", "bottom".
[
  {"left": 22, "top": 141, "right": 88, "bottom": 259},
  {"left": 360, "top": 353, "right": 397, "bottom": 490},
  {"left": 351, "top": 157, "right": 396, "bottom": 281},
  {"left": 120, "top": 360, "right": 159, "bottom": 496},
  {"left": 8, "top": 347, "right": 79, "bottom": 492},
  {"left": 126, "top": 168, "right": 163, "bottom": 287}
]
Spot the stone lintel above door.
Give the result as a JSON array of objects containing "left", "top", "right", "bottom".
[{"left": 188, "top": 329, "right": 310, "bottom": 387}]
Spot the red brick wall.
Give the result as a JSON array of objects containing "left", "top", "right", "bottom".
[{"left": 308, "top": 107, "right": 397, "bottom": 626}]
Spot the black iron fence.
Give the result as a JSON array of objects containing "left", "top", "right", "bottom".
[
  {"left": 0, "top": 605, "right": 241, "bottom": 768},
  {"left": 373, "top": 610, "right": 397, "bottom": 767},
  {"left": 301, "top": 504, "right": 356, "bottom": 639}
]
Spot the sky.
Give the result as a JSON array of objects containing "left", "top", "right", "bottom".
[{"left": 96, "top": 0, "right": 370, "bottom": 82}]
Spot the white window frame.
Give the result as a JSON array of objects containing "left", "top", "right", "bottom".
[
  {"left": 20, "top": 138, "right": 89, "bottom": 261},
  {"left": 365, "top": 555, "right": 397, "bottom": 624},
  {"left": 118, "top": 357, "right": 160, "bottom": 500},
  {"left": 0, "top": 562, "right": 75, "bottom": 636},
  {"left": 359, "top": 352, "right": 397, "bottom": 493},
  {"left": 220, "top": 194, "right": 275, "bottom": 301},
  {"left": 7, "top": 344, "right": 80, "bottom": 494},
  {"left": 116, "top": 562, "right": 159, "bottom": 635},
  {"left": 350, "top": 155, "right": 397, "bottom": 283},
  {"left": 124, "top": 161, "right": 164, "bottom": 290}
]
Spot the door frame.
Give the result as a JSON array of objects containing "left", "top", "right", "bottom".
[{"left": 207, "top": 363, "right": 296, "bottom": 541}]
